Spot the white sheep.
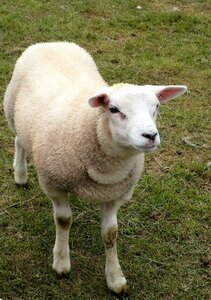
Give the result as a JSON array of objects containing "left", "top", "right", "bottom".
[{"left": 3, "top": 42, "right": 187, "bottom": 295}]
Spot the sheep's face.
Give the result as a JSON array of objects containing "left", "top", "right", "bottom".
[
  {"left": 89, "top": 85, "right": 187, "bottom": 153},
  {"left": 107, "top": 88, "right": 160, "bottom": 152}
]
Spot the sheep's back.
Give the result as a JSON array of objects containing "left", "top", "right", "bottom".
[{"left": 10, "top": 42, "right": 106, "bottom": 152}]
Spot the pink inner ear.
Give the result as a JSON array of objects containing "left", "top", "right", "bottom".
[
  {"left": 89, "top": 93, "right": 109, "bottom": 107},
  {"left": 157, "top": 88, "right": 181, "bottom": 102}
]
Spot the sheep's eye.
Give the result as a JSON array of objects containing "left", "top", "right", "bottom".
[
  {"left": 153, "top": 104, "right": 160, "bottom": 116},
  {"left": 155, "top": 104, "right": 160, "bottom": 111},
  {"left": 109, "top": 106, "right": 119, "bottom": 113}
]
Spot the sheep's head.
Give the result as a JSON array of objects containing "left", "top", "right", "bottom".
[{"left": 88, "top": 84, "right": 187, "bottom": 153}]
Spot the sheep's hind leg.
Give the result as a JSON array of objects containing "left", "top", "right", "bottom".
[
  {"left": 13, "top": 136, "right": 27, "bottom": 185},
  {"left": 101, "top": 201, "right": 128, "bottom": 295}
]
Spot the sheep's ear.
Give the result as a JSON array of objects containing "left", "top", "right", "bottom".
[
  {"left": 88, "top": 93, "right": 109, "bottom": 108},
  {"left": 150, "top": 85, "right": 187, "bottom": 102}
]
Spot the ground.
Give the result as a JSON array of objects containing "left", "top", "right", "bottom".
[{"left": 0, "top": 1, "right": 210, "bottom": 299}]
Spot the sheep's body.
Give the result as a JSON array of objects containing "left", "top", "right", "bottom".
[
  {"left": 4, "top": 42, "right": 143, "bottom": 202},
  {"left": 4, "top": 42, "right": 187, "bottom": 295}
]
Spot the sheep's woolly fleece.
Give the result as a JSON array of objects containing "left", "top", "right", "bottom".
[{"left": 4, "top": 42, "right": 144, "bottom": 203}]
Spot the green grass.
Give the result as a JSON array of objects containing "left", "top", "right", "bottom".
[{"left": 0, "top": 1, "right": 210, "bottom": 299}]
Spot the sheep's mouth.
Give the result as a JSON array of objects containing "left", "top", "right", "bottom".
[{"left": 133, "top": 144, "right": 158, "bottom": 152}]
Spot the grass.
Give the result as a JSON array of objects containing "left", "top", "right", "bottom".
[{"left": 0, "top": 0, "right": 210, "bottom": 299}]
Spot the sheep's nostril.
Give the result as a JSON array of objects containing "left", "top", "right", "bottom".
[{"left": 142, "top": 132, "right": 157, "bottom": 142}]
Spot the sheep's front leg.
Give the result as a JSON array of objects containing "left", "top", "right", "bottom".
[
  {"left": 101, "top": 201, "right": 128, "bottom": 295},
  {"left": 51, "top": 192, "right": 72, "bottom": 275}
]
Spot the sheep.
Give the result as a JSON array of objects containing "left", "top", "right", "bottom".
[{"left": 3, "top": 42, "right": 187, "bottom": 295}]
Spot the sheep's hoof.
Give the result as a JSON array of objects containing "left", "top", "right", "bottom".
[
  {"left": 14, "top": 171, "right": 28, "bottom": 186},
  {"left": 110, "top": 284, "right": 129, "bottom": 297},
  {"left": 53, "top": 259, "right": 71, "bottom": 277},
  {"left": 15, "top": 182, "right": 29, "bottom": 189},
  {"left": 107, "top": 277, "right": 128, "bottom": 296},
  {"left": 54, "top": 270, "right": 70, "bottom": 279}
]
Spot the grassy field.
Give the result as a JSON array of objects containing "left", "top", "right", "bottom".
[{"left": 0, "top": 1, "right": 210, "bottom": 299}]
